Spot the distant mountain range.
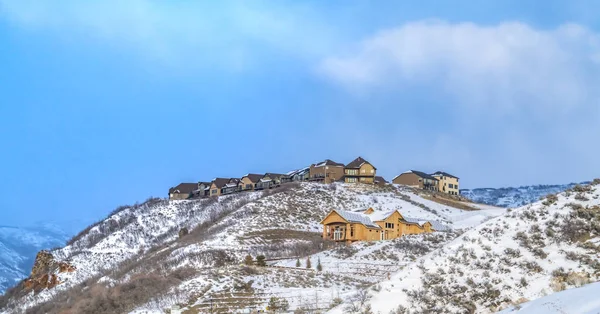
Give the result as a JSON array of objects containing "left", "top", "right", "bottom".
[
  {"left": 460, "top": 182, "right": 587, "bottom": 208},
  {"left": 0, "top": 224, "right": 69, "bottom": 295}
]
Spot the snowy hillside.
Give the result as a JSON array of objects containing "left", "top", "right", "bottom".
[
  {"left": 0, "top": 182, "right": 502, "bottom": 313},
  {"left": 0, "top": 225, "right": 69, "bottom": 295},
  {"left": 329, "top": 181, "right": 600, "bottom": 313},
  {"left": 461, "top": 183, "right": 585, "bottom": 208},
  {"left": 498, "top": 281, "right": 600, "bottom": 314}
]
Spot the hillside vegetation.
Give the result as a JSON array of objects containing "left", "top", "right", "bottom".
[
  {"left": 329, "top": 180, "right": 600, "bottom": 314},
  {"left": 0, "top": 183, "right": 497, "bottom": 313}
]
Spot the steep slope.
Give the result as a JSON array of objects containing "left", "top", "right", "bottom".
[
  {"left": 461, "top": 183, "right": 584, "bottom": 208},
  {"left": 498, "top": 281, "right": 600, "bottom": 314},
  {"left": 330, "top": 181, "right": 600, "bottom": 313},
  {"left": 0, "top": 225, "right": 69, "bottom": 295},
  {"left": 0, "top": 182, "right": 500, "bottom": 313}
]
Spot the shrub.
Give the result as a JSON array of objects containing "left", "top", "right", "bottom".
[
  {"left": 316, "top": 258, "right": 322, "bottom": 271},
  {"left": 267, "top": 296, "right": 290, "bottom": 312},
  {"left": 296, "top": 258, "right": 301, "bottom": 267},
  {"left": 575, "top": 193, "right": 589, "bottom": 201},
  {"left": 178, "top": 227, "right": 189, "bottom": 238},
  {"left": 244, "top": 255, "right": 254, "bottom": 266},
  {"left": 256, "top": 255, "right": 267, "bottom": 267},
  {"left": 542, "top": 194, "right": 558, "bottom": 206},
  {"left": 306, "top": 257, "right": 312, "bottom": 269}
]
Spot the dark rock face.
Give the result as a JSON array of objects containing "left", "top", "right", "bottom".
[{"left": 22, "top": 250, "right": 75, "bottom": 293}]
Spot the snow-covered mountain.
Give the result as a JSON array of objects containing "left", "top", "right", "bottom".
[
  {"left": 329, "top": 181, "right": 600, "bottom": 313},
  {"left": 460, "top": 182, "right": 585, "bottom": 208},
  {"left": 0, "top": 183, "right": 504, "bottom": 313},
  {"left": 0, "top": 224, "right": 69, "bottom": 295}
]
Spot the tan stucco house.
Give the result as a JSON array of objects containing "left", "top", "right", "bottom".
[
  {"left": 240, "top": 174, "right": 264, "bottom": 191},
  {"left": 431, "top": 171, "right": 460, "bottom": 195},
  {"left": 169, "top": 183, "right": 198, "bottom": 200},
  {"left": 392, "top": 170, "right": 439, "bottom": 191},
  {"left": 309, "top": 159, "right": 345, "bottom": 183},
  {"left": 344, "top": 157, "right": 376, "bottom": 184},
  {"left": 320, "top": 207, "right": 433, "bottom": 243},
  {"left": 209, "top": 178, "right": 231, "bottom": 197}
]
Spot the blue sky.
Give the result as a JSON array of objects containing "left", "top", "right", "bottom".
[{"left": 0, "top": 0, "right": 599, "bottom": 230}]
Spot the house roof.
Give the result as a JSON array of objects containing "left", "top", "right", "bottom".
[
  {"left": 211, "top": 178, "right": 231, "bottom": 189},
  {"left": 345, "top": 156, "right": 376, "bottom": 170},
  {"left": 368, "top": 209, "right": 398, "bottom": 222},
  {"left": 198, "top": 182, "right": 211, "bottom": 186},
  {"left": 325, "top": 209, "right": 381, "bottom": 228},
  {"left": 242, "top": 174, "right": 264, "bottom": 183},
  {"left": 169, "top": 183, "right": 197, "bottom": 194},
  {"left": 374, "top": 176, "right": 388, "bottom": 183},
  {"left": 431, "top": 171, "right": 459, "bottom": 179},
  {"left": 394, "top": 170, "right": 438, "bottom": 181},
  {"left": 265, "top": 173, "right": 288, "bottom": 179},
  {"left": 314, "top": 159, "right": 345, "bottom": 167}
]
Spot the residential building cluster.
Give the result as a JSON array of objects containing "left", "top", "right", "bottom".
[
  {"left": 168, "top": 156, "right": 460, "bottom": 200},
  {"left": 168, "top": 156, "right": 386, "bottom": 200}
]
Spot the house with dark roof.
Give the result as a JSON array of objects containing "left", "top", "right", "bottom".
[
  {"left": 191, "top": 182, "right": 212, "bottom": 198},
  {"left": 431, "top": 171, "right": 460, "bottom": 195},
  {"left": 221, "top": 178, "right": 241, "bottom": 195},
  {"left": 209, "top": 178, "right": 232, "bottom": 197},
  {"left": 344, "top": 157, "right": 377, "bottom": 184},
  {"left": 169, "top": 183, "right": 198, "bottom": 200},
  {"left": 309, "top": 159, "right": 345, "bottom": 184},
  {"left": 264, "top": 173, "right": 289, "bottom": 186},
  {"left": 374, "top": 176, "right": 388, "bottom": 186},
  {"left": 240, "top": 174, "right": 264, "bottom": 191},
  {"left": 392, "top": 170, "right": 439, "bottom": 191}
]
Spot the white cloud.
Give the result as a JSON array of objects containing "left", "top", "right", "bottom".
[
  {"left": 319, "top": 20, "right": 600, "bottom": 115},
  {"left": 0, "top": 0, "right": 335, "bottom": 71}
]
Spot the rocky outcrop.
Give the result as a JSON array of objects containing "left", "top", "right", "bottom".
[{"left": 23, "top": 250, "right": 76, "bottom": 293}]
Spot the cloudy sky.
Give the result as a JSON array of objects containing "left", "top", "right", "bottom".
[{"left": 0, "top": 0, "right": 598, "bottom": 228}]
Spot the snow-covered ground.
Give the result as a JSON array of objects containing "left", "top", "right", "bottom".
[
  {"left": 328, "top": 182, "right": 600, "bottom": 313},
  {"left": 499, "top": 281, "right": 600, "bottom": 314},
  {"left": 1, "top": 182, "right": 501, "bottom": 313}
]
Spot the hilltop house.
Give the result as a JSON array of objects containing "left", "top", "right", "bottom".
[
  {"left": 309, "top": 159, "right": 345, "bottom": 183},
  {"left": 344, "top": 157, "right": 376, "bottom": 184},
  {"left": 209, "top": 178, "right": 232, "bottom": 197},
  {"left": 240, "top": 174, "right": 264, "bottom": 191},
  {"left": 374, "top": 176, "right": 388, "bottom": 186},
  {"left": 191, "top": 182, "right": 212, "bottom": 198},
  {"left": 264, "top": 173, "right": 288, "bottom": 186},
  {"left": 221, "top": 178, "right": 241, "bottom": 195},
  {"left": 431, "top": 171, "right": 460, "bottom": 195},
  {"left": 320, "top": 208, "right": 433, "bottom": 242},
  {"left": 169, "top": 183, "right": 198, "bottom": 200},
  {"left": 392, "top": 170, "right": 439, "bottom": 191},
  {"left": 287, "top": 167, "right": 310, "bottom": 182}
]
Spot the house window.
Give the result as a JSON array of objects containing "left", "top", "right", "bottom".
[
  {"left": 361, "top": 169, "right": 366, "bottom": 174},
  {"left": 449, "top": 184, "right": 453, "bottom": 188},
  {"left": 347, "top": 169, "right": 358, "bottom": 175},
  {"left": 211, "top": 189, "right": 217, "bottom": 195},
  {"left": 385, "top": 223, "right": 394, "bottom": 229},
  {"left": 350, "top": 226, "right": 354, "bottom": 237},
  {"left": 347, "top": 178, "right": 357, "bottom": 183},
  {"left": 246, "top": 184, "right": 252, "bottom": 189},
  {"left": 371, "top": 169, "right": 374, "bottom": 173}
]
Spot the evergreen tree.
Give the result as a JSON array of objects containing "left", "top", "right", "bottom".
[
  {"left": 295, "top": 258, "right": 301, "bottom": 267},
  {"left": 316, "top": 257, "right": 322, "bottom": 271},
  {"left": 306, "top": 257, "right": 312, "bottom": 269},
  {"left": 256, "top": 255, "right": 267, "bottom": 267},
  {"left": 243, "top": 254, "right": 253, "bottom": 266}
]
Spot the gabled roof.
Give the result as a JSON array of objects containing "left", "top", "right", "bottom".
[
  {"left": 431, "top": 171, "right": 459, "bottom": 179},
  {"left": 345, "top": 156, "right": 376, "bottom": 170},
  {"left": 265, "top": 173, "right": 288, "bottom": 180},
  {"left": 242, "top": 173, "right": 264, "bottom": 183},
  {"left": 169, "top": 183, "right": 197, "bottom": 194},
  {"left": 198, "top": 181, "right": 211, "bottom": 186},
  {"left": 368, "top": 209, "right": 399, "bottom": 222},
  {"left": 322, "top": 209, "right": 381, "bottom": 228},
  {"left": 394, "top": 170, "right": 438, "bottom": 181},
  {"left": 314, "top": 159, "right": 345, "bottom": 167},
  {"left": 211, "top": 178, "right": 231, "bottom": 189}
]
